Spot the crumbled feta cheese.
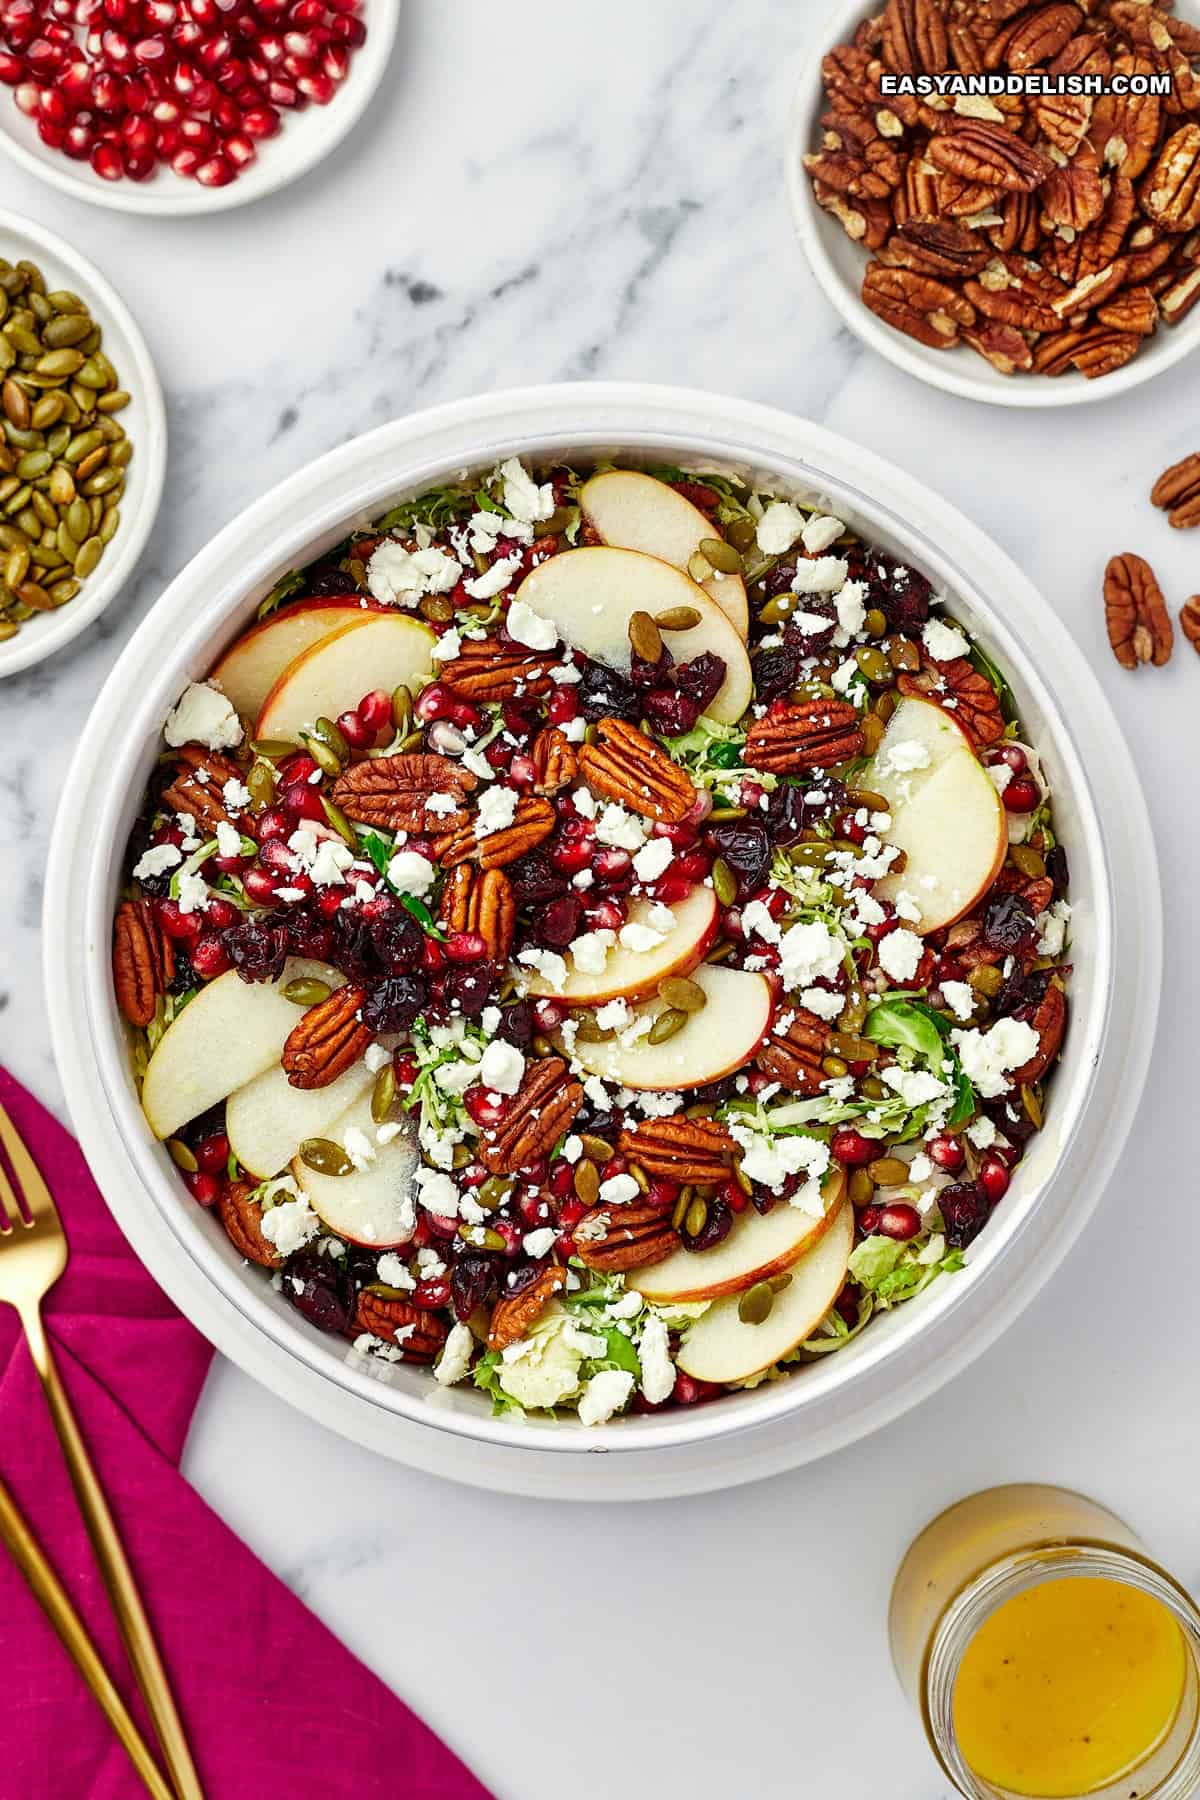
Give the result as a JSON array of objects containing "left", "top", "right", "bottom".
[
  {"left": 517, "top": 946, "right": 567, "bottom": 991},
  {"left": 176, "top": 871, "right": 211, "bottom": 915},
  {"left": 741, "top": 898, "right": 781, "bottom": 944},
  {"left": 778, "top": 919, "right": 844, "bottom": 991},
  {"left": 801, "top": 986, "right": 844, "bottom": 1022},
  {"left": 619, "top": 920, "right": 667, "bottom": 955},
  {"left": 940, "top": 980, "right": 976, "bottom": 1022},
  {"left": 386, "top": 850, "right": 436, "bottom": 896},
  {"left": 376, "top": 1252, "right": 415, "bottom": 1290},
  {"left": 413, "top": 1167, "right": 461, "bottom": 1219},
  {"left": 835, "top": 580, "right": 867, "bottom": 639},
  {"left": 434, "top": 1322, "right": 474, "bottom": 1386},
  {"left": 595, "top": 803, "right": 647, "bottom": 851},
  {"left": 475, "top": 786, "right": 518, "bottom": 838},
  {"left": 966, "top": 1115, "right": 998, "bottom": 1149},
  {"left": 881, "top": 1066, "right": 948, "bottom": 1108},
  {"left": 505, "top": 599, "right": 558, "bottom": 650},
  {"left": 561, "top": 1135, "right": 583, "bottom": 1164},
  {"left": 260, "top": 1196, "right": 320, "bottom": 1257},
  {"left": 801, "top": 513, "right": 845, "bottom": 555},
  {"left": 877, "top": 927, "right": 924, "bottom": 984},
  {"left": 522, "top": 1227, "right": 557, "bottom": 1259},
  {"left": 922, "top": 618, "right": 971, "bottom": 663},
  {"left": 132, "top": 842, "right": 182, "bottom": 881},
  {"left": 425, "top": 791, "right": 460, "bottom": 819},
  {"left": 595, "top": 998, "right": 632, "bottom": 1032},
  {"left": 366, "top": 541, "right": 460, "bottom": 606},
  {"left": 831, "top": 656, "right": 861, "bottom": 695},
  {"left": 791, "top": 555, "right": 849, "bottom": 595},
  {"left": 376, "top": 1122, "right": 404, "bottom": 1146},
  {"left": 465, "top": 556, "right": 521, "bottom": 601},
  {"left": 988, "top": 761, "right": 1013, "bottom": 796},
  {"left": 342, "top": 1126, "right": 377, "bottom": 1172},
  {"left": 570, "top": 930, "right": 615, "bottom": 975},
  {"left": 755, "top": 501, "right": 806, "bottom": 556},
  {"left": 638, "top": 1312, "right": 676, "bottom": 1404},
  {"left": 908, "top": 1153, "right": 933, "bottom": 1184},
  {"left": 598, "top": 1172, "right": 640, "bottom": 1205},
  {"left": 431, "top": 628, "right": 462, "bottom": 664},
  {"left": 879, "top": 737, "right": 932, "bottom": 777},
  {"left": 478, "top": 1040, "right": 525, "bottom": 1096},
  {"left": 164, "top": 681, "right": 243, "bottom": 753},
  {"left": 952, "top": 1018, "right": 1042, "bottom": 1098},
  {"left": 222, "top": 776, "right": 252, "bottom": 812},
  {"left": 1037, "top": 900, "right": 1071, "bottom": 958},
  {"left": 632, "top": 836, "right": 674, "bottom": 882},
  {"left": 500, "top": 457, "right": 555, "bottom": 525},
  {"left": 577, "top": 1368, "right": 635, "bottom": 1427},
  {"left": 728, "top": 1125, "right": 832, "bottom": 1214},
  {"left": 214, "top": 820, "right": 242, "bottom": 860}
]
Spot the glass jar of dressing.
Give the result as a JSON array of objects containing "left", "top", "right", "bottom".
[{"left": 890, "top": 1486, "right": 1200, "bottom": 1800}]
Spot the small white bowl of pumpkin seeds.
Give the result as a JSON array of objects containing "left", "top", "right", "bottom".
[{"left": 0, "top": 210, "right": 166, "bottom": 678}]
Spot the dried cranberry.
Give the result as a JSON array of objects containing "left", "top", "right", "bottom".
[
  {"left": 167, "top": 949, "right": 196, "bottom": 994},
  {"left": 939, "top": 1180, "right": 989, "bottom": 1249},
  {"left": 305, "top": 566, "right": 358, "bottom": 596},
  {"left": 223, "top": 918, "right": 290, "bottom": 982},
  {"left": 674, "top": 650, "right": 726, "bottom": 713},
  {"left": 706, "top": 821, "right": 770, "bottom": 899},
  {"left": 502, "top": 1260, "right": 548, "bottom": 1299},
  {"left": 497, "top": 1000, "right": 535, "bottom": 1046},
  {"left": 362, "top": 976, "right": 426, "bottom": 1033},
  {"left": 443, "top": 964, "right": 493, "bottom": 1017},
  {"left": 766, "top": 777, "right": 843, "bottom": 844},
  {"left": 993, "top": 965, "right": 1046, "bottom": 1021},
  {"left": 751, "top": 645, "right": 801, "bottom": 703},
  {"left": 449, "top": 1254, "right": 501, "bottom": 1322},
  {"left": 847, "top": 554, "right": 932, "bottom": 632},
  {"left": 680, "top": 1196, "right": 733, "bottom": 1253},
  {"left": 783, "top": 601, "right": 837, "bottom": 655},
  {"left": 287, "top": 1255, "right": 351, "bottom": 1334},
  {"left": 577, "top": 657, "right": 641, "bottom": 724},
  {"left": 373, "top": 912, "right": 423, "bottom": 973},
  {"left": 537, "top": 893, "right": 583, "bottom": 947},
  {"left": 283, "top": 910, "right": 335, "bottom": 963},
  {"left": 629, "top": 647, "right": 673, "bottom": 691},
  {"left": 760, "top": 557, "right": 799, "bottom": 599},
  {"left": 507, "top": 847, "right": 567, "bottom": 910},
  {"left": 641, "top": 687, "right": 700, "bottom": 736},
  {"left": 982, "top": 893, "right": 1039, "bottom": 958},
  {"left": 1046, "top": 844, "right": 1069, "bottom": 898}
]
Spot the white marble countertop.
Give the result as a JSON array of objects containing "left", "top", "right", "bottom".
[{"left": 4, "top": 2, "right": 1200, "bottom": 1794}]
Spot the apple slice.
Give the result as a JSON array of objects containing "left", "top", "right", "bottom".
[
  {"left": 291, "top": 1091, "right": 418, "bottom": 1249},
  {"left": 227, "top": 1058, "right": 376, "bottom": 1180},
  {"left": 521, "top": 887, "right": 718, "bottom": 1006},
  {"left": 631, "top": 1169, "right": 848, "bottom": 1303},
  {"left": 562, "top": 964, "right": 774, "bottom": 1090},
  {"left": 579, "top": 470, "right": 748, "bottom": 639},
  {"left": 255, "top": 614, "right": 436, "bottom": 741},
  {"left": 514, "top": 547, "right": 752, "bottom": 724},
  {"left": 866, "top": 694, "right": 1007, "bottom": 934},
  {"left": 675, "top": 1203, "right": 854, "bottom": 1384},
  {"left": 140, "top": 959, "right": 343, "bottom": 1141},
  {"left": 211, "top": 599, "right": 382, "bottom": 721}
]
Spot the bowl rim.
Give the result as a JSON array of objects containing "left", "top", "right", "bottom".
[
  {"left": 0, "top": 208, "right": 167, "bottom": 676},
  {"left": 785, "top": 0, "right": 1200, "bottom": 410},
  {"left": 0, "top": 0, "right": 401, "bottom": 217},
  {"left": 44, "top": 383, "right": 1162, "bottom": 1497}
]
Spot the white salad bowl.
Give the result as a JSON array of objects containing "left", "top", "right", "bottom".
[
  {"left": 44, "top": 383, "right": 1160, "bottom": 1500},
  {"left": 786, "top": 0, "right": 1200, "bottom": 408}
]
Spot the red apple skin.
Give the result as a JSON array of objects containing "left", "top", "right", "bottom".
[
  {"left": 636, "top": 1170, "right": 848, "bottom": 1303},
  {"left": 563, "top": 969, "right": 775, "bottom": 1091},
  {"left": 212, "top": 598, "right": 384, "bottom": 677},
  {"left": 558, "top": 894, "right": 720, "bottom": 1008}
]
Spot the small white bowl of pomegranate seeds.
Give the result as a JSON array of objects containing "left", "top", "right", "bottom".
[{"left": 0, "top": 0, "right": 399, "bottom": 213}]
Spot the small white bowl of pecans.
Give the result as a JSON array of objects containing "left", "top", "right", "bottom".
[{"left": 787, "top": 0, "right": 1200, "bottom": 407}]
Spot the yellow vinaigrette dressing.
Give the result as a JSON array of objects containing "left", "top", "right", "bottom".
[{"left": 953, "top": 1577, "right": 1188, "bottom": 1799}]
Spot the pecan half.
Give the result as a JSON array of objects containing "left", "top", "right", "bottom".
[
  {"left": 927, "top": 122, "right": 1054, "bottom": 194},
  {"left": 217, "top": 1183, "right": 283, "bottom": 1269},
  {"left": 1089, "top": 57, "right": 1161, "bottom": 181},
  {"left": 1011, "top": 983, "right": 1068, "bottom": 1085},
  {"left": 862, "top": 262, "right": 976, "bottom": 347},
  {"left": 897, "top": 658, "right": 1005, "bottom": 748},
  {"left": 1180, "top": 597, "right": 1200, "bottom": 654},
  {"left": 1144, "top": 125, "right": 1200, "bottom": 235},
  {"left": 755, "top": 1007, "right": 829, "bottom": 1096},
  {"left": 577, "top": 718, "right": 697, "bottom": 823},
  {"left": 330, "top": 753, "right": 475, "bottom": 835},
  {"left": 1032, "top": 324, "right": 1141, "bottom": 378},
  {"left": 1104, "top": 553, "right": 1174, "bottom": 669},
  {"left": 881, "top": 0, "right": 947, "bottom": 76},
  {"left": 487, "top": 1266, "right": 568, "bottom": 1352},
  {"left": 282, "top": 984, "right": 371, "bottom": 1089},
  {"left": 354, "top": 1290, "right": 448, "bottom": 1362},
  {"left": 1040, "top": 164, "right": 1104, "bottom": 235},
  {"left": 477, "top": 1056, "right": 583, "bottom": 1174},
  {"left": 1096, "top": 286, "right": 1158, "bottom": 337},
  {"left": 439, "top": 864, "right": 516, "bottom": 963},
  {"left": 1151, "top": 452, "right": 1200, "bottom": 527},
  {"left": 1160, "top": 262, "right": 1200, "bottom": 324},
  {"left": 529, "top": 724, "right": 578, "bottom": 795},
  {"left": 441, "top": 636, "right": 555, "bottom": 702},
  {"left": 161, "top": 745, "right": 244, "bottom": 831},
  {"left": 814, "top": 181, "right": 894, "bottom": 250},
  {"left": 1005, "top": 3, "right": 1080, "bottom": 73},
  {"left": 573, "top": 1201, "right": 680, "bottom": 1274},
  {"left": 113, "top": 898, "right": 174, "bottom": 1028},
  {"left": 962, "top": 322, "right": 1035, "bottom": 374},
  {"left": 744, "top": 699, "right": 864, "bottom": 774},
  {"left": 887, "top": 217, "right": 989, "bottom": 277},
  {"left": 433, "top": 795, "right": 556, "bottom": 870},
  {"left": 617, "top": 1117, "right": 736, "bottom": 1185}
]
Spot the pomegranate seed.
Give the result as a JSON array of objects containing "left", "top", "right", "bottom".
[
  {"left": 335, "top": 707, "right": 370, "bottom": 748},
  {"left": 449, "top": 700, "right": 482, "bottom": 730},
  {"left": 144, "top": 0, "right": 176, "bottom": 22},
  {"left": 357, "top": 687, "right": 393, "bottom": 734},
  {"left": 550, "top": 1161, "right": 575, "bottom": 1199},
  {"left": 213, "top": 51, "right": 247, "bottom": 88},
  {"left": 295, "top": 64, "right": 330, "bottom": 100},
  {"left": 253, "top": 805, "right": 290, "bottom": 842},
  {"left": 209, "top": 87, "right": 239, "bottom": 126},
  {"left": 37, "top": 114, "right": 67, "bottom": 146},
  {"left": 154, "top": 898, "right": 200, "bottom": 940},
  {"left": 978, "top": 1154, "right": 1011, "bottom": 1203},
  {"left": 240, "top": 99, "right": 278, "bottom": 135},
  {"left": 831, "top": 1128, "right": 876, "bottom": 1168},
  {"left": 64, "top": 116, "right": 95, "bottom": 154},
  {"left": 193, "top": 1131, "right": 229, "bottom": 1173},
  {"left": 89, "top": 65, "right": 121, "bottom": 105},
  {"left": 329, "top": 12, "right": 364, "bottom": 43},
  {"left": 672, "top": 847, "right": 709, "bottom": 883},
  {"left": 186, "top": 1170, "right": 220, "bottom": 1206},
  {"left": 276, "top": 749, "right": 317, "bottom": 784},
  {"left": 600, "top": 1155, "right": 628, "bottom": 1182},
  {"left": 281, "top": 780, "right": 325, "bottom": 820},
  {"left": 463, "top": 1088, "right": 506, "bottom": 1129},
  {"left": 858, "top": 1205, "right": 882, "bottom": 1235},
  {"left": 170, "top": 18, "right": 201, "bottom": 49},
  {"left": 592, "top": 847, "right": 632, "bottom": 886},
  {"left": 315, "top": 887, "right": 343, "bottom": 918},
  {"left": 545, "top": 686, "right": 578, "bottom": 726},
  {"left": 583, "top": 897, "right": 624, "bottom": 933},
  {"left": 191, "top": 933, "right": 231, "bottom": 978},
  {"left": 0, "top": 51, "right": 26, "bottom": 82},
  {"left": 178, "top": 112, "right": 215, "bottom": 147},
  {"left": 531, "top": 997, "right": 565, "bottom": 1032},
  {"left": 89, "top": 136, "right": 124, "bottom": 174},
  {"left": 551, "top": 840, "right": 592, "bottom": 875},
  {"left": 205, "top": 896, "right": 239, "bottom": 929},
  {"left": 265, "top": 73, "right": 298, "bottom": 105},
  {"left": 120, "top": 110, "right": 154, "bottom": 150},
  {"left": 131, "top": 32, "right": 168, "bottom": 62},
  {"left": 14, "top": 80, "right": 39, "bottom": 114},
  {"left": 150, "top": 92, "right": 180, "bottom": 119},
  {"left": 392, "top": 1051, "right": 419, "bottom": 1090},
  {"left": 995, "top": 744, "right": 1027, "bottom": 774},
  {"left": 222, "top": 128, "right": 254, "bottom": 166},
  {"left": 241, "top": 865, "right": 278, "bottom": 905},
  {"left": 196, "top": 29, "right": 231, "bottom": 68},
  {"left": 258, "top": 838, "right": 296, "bottom": 874},
  {"left": 926, "top": 1134, "right": 965, "bottom": 1173},
  {"left": 280, "top": 47, "right": 312, "bottom": 77},
  {"left": 652, "top": 818, "right": 697, "bottom": 850},
  {"left": 169, "top": 143, "right": 200, "bottom": 175},
  {"left": 256, "top": 28, "right": 283, "bottom": 61},
  {"left": 718, "top": 1176, "right": 748, "bottom": 1214},
  {"left": 320, "top": 40, "right": 346, "bottom": 80},
  {"left": 673, "top": 1373, "right": 720, "bottom": 1407},
  {"left": 28, "top": 35, "right": 65, "bottom": 70},
  {"left": 57, "top": 55, "right": 91, "bottom": 97},
  {"left": 644, "top": 1178, "right": 680, "bottom": 1211},
  {"left": 419, "top": 937, "right": 444, "bottom": 973},
  {"left": 1003, "top": 775, "right": 1040, "bottom": 814},
  {"left": 443, "top": 930, "right": 487, "bottom": 964},
  {"left": 878, "top": 1202, "right": 921, "bottom": 1242},
  {"left": 651, "top": 873, "right": 692, "bottom": 905},
  {"left": 559, "top": 1196, "right": 586, "bottom": 1232},
  {"left": 508, "top": 752, "right": 537, "bottom": 789}
]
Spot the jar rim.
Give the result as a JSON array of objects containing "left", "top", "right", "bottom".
[{"left": 922, "top": 1542, "right": 1200, "bottom": 1800}]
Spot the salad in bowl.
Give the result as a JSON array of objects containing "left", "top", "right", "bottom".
[{"left": 113, "top": 458, "right": 1071, "bottom": 1427}]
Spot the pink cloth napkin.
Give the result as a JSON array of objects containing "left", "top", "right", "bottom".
[{"left": 0, "top": 1069, "right": 493, "bottom": 1800}]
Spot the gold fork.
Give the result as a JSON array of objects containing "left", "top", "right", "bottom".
[{"left": 0, "top": 1099, "right": 203, "bottom": 1800}]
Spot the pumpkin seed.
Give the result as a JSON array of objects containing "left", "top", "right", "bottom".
[
  {"left": 479, "top": 1175, "right": 514, "bottom": 1208},
  {"left": 371, "top": 1064, "right": 397, "bottom": 1124},
  {"left": 699, "top": 536, "right": 742, "bottom": 575},
  {"left": 0, "top": 618, "right": 19, "bottom": 640},
  {"left": 827, "top": 1032, "right": 877, "bottom": 1063},
  {"left": 849, "top": 1168, "right": 875, "bottom": 1208},
  {"left": 249, "top": 737, "right": 296, "bottom": 759},
  {"left": 1010, "top": 844, "right": 1046, "bottom": 880},
  {"left": 845, "top": 788, "right": 888, "bottom": 813},
  {"left": 687, "top": 550, "right": 713, "bottom": 584},
  {"left": 4, "top": 545, "right": 28, "bottom": 589},
  {"left": 99, "top": 505, "right": 121, "bottom": 545},
  {"left": 711, "top": 858, "right": 738, "bottom": 906},
  {"left": 969, "top": 964, "right": 1004, "bottom": 998},
  {"left": 707, "top": 805, "right": 748, "bottom": 821},
  {"left": 578, "top": 1133, "right": 614, "bottom": 1164},
  {"left": 737, "top": 1281, "right": 775, "bottom": 1326},
  {"left": 35, "top": 347, "right": 84, "bottom": 380},
  {"left": 574, "top": 1159, "right": 600, "bottom": 1205},
  {"left": 648, "top": 1007, "right": 688, "bottom": 1046},
  {"left": 82, "top": 466, "right": 122, "bottom": 497},
  {"left": 73, "top": 536, "right": 103, "bottom": 579},
  {"left": 886, "top": 636, "right": 921, "bottom": 673},
  {"left": 758, "top": 594, "right": 795, "bottom": 625},
  {"left": 653, "top": 605, "right": 702, "bottom": 631},
  {"left": 459, "top": 1224, "right": 507, "bottom": 1251},
  {"left": 628, "top": 609, "right": 662, "bottom": 663},
  {"left": 96, "top": 388, "right": 131, "bottom": 414},
  {"left": 391, "top": 683, "right": 413, "bottom": 732},
  {"left": 283, "top": 977, "right": 333, "bottom": 1006},
  {"left": 683, "top": 1195, "right": 709, "bottom": 1238},
  {"left": 864, "top": 608, "right": 888, "bottom": 638},
  {"left": 672, "top": 1186, "right": 693, "bottom": 1232},
  {"left": 321, "top": 794, "right": 358, "bottom": 848},
  {"left": 1021, "top": 1083, "right": 1043, "bottom": 1130},
  {"left": 165, "top": 1137, "right": 198, "bottom": 1173},
  {"left": 313, "top": 715, "right": 349, "bottom": 762},
  {"left": 867, "top": 1156, "right": 910, "bottom": 1187},
  {"left": 17, "top": 580, "right": 53, "bottom": 611},
  {"left": 299, "top": 1138, "right": 353, "bottom": 1177},
  {"left": 658, "top": 975, "right": 706, "bottom": 1013},
  {"left": 861, "top": 714, "right": 885, "bottom": 754},
  {"left": 822, "top": 1055, "right": 848, "bottom": 1079},
  {"left": 74, "top": 444, "right": 108, "bottom": 481},
  {"left": 1, "top": 378, "right": 29, "bottom": 430},
  {"left": 855, "top": 644, "right": 892, "bottom": 685},
  {"left": 42, "top": 313, "right": 91, "bottom": 349},
  {"left": 300, "top": 730, "right": 344, "bottom": 778}
]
